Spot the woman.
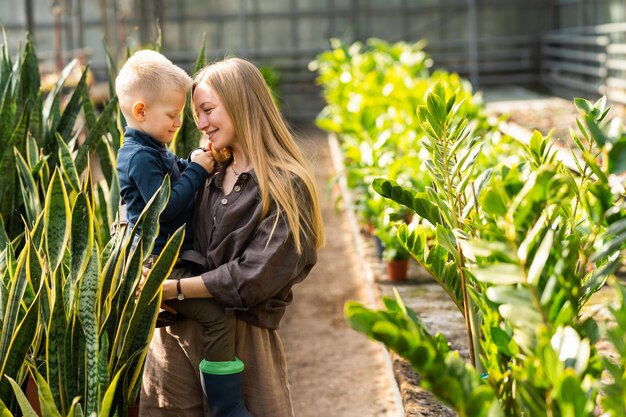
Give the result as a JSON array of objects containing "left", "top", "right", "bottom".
[{"left": 139, "top": 57, "right": 325, "bottom": 417}]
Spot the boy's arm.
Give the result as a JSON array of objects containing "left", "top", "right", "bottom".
[
  {"left": 129, "top": 152, "right": 209, "bottom": 221},
  {"left": 160, "top": 162, "right": 209, "bottom": 221}
]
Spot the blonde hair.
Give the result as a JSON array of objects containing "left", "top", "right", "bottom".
[
  {"left": 193, "top": 57, "right": 325, "bottom": 251},
  {"left": 115, "top": 50, "right": 193, "bottom": 118}
]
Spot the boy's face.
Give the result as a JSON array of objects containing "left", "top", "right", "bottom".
[{"left": 134, "top": 89, "right": 187, "bottom": 144}]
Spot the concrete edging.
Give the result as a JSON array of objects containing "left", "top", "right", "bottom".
[{"left": 326, "top": 132, "right": 405, "bottom": 417}]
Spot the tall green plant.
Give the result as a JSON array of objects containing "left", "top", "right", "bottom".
[
  {"left": 0, "top": 167, "right": 181, "bottom": 416},
  {"left": 0, "top": 34, "right": 118, "bottom": 247},
  {"left": 347, "top": 89, "right": 625, "bottom": 415},
  {"left": 373, "top": 82, "right": 485, "bottom": 366}
]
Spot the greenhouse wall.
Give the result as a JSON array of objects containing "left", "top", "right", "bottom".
[{"left": 4, "top": 0, "right": 626, "bottom": 120}]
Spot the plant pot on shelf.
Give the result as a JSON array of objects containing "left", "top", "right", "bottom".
[{"left": 386, "top": 258, "right": 409, "bottom": 281}]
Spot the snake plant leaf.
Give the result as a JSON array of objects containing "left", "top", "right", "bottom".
[
  {"left": 0, "top": 398, "right": 14, "bottom": 417},
  {"left": 118, "top": 226, "right": 184, "bottom": 366},
  {"left": 95, "top": 134, "right": 117, "bottom": 190},
  {"left": 127, "top": 298, "right": 160, "bottom": 397},
  {"left": 0, "top": 248, "right": 29, "bottom": 371},
  {"left": 31, "top": 367, "right": 63, "bottom": 417},
  {"left": 30, "top": 211, "right": 45, "bottom": 251},
  {"left": 17, "top": 36, "right": 40, "bottom": 105},
  {"left": 98, "top": 367, "right": 125, "bottom": 417},
  {"left": 74, "top": 97, "right": 118, "bottom": 176},
  {"left": 0, "top": 115, "right": 20, "bottom": 222},
  {"left": 56, "top": 66, "right": 89, "bottom": 143},
  {"left": 136, "top": 177, "right": 170, "bottom": 260},
  {"left": 43, "top": 59, "right": 78, "bottom": 136},
  {"left": 26, "top": 234, "right": 44, "bottom": 302},
  {"left": 45, "top": 268, "right": 67, "bottom": 411},
  {"left": 6, "top": 376, "right": 38, "bottom": 417},
  {"left": 0, "top": 283, "right": 39, "bottom": 406},
  {"left": 97, "top": 333, "right": 110, "bottom": 407},
  {"left": 94, "top": 184, "right": 111, "bottom": 246},
  {"left": 14, "top": 149, "right": 41, "bottom": 227},
  {"left": 77, "top": 246, "right": 100, "bottom": 417},
  {"left": 0, "top": 215, "right": 8, "bottom": 253},
  {"left": 102, "top": 39, "right": 118, "bottom": 101},
  {"left": 44, "top": 169, "right": 71, "bottom": 271},
  {"left": 70, "top": 192, "right": 93, "bottom": 283},
  {"left": 25, "top": 134, "right": 39, "bottom": 171},
  {"left": 29, "top": 91, "right": 44, "bottom": 148},
  {"left": 0, "top": 72, "right": 15, "bottom": 143},
  {"left": 56, "top": 133, "right": 81, "bottom": 192}
]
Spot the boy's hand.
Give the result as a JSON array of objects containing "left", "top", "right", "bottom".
[{"left": 191, "top": 145, "right": 214, "bottom": 173}]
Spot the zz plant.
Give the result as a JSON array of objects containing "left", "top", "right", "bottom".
[{"left": 346, "top": 85, "right": 626, "bottom": 416}]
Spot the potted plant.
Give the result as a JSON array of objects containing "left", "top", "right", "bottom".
[{"left": 374, "top": 210, "right": 411, "bottom": 281}]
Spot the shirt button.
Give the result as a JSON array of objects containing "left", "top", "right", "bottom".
[
  {"left": 221, "top": 198, "right": 228, "bottom": 205},
  {"left": 240, "top": 173, "right": 248, "bottom": 180},
  {"left": 234, "top": 185, "right": 241, "bottom": 192}
]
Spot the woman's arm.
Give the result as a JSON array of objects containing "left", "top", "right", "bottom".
[{"left": 162, "top": 275, "right": 213, "bottom": 300}]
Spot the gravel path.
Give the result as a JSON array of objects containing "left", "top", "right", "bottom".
[{"left": 280, "top": 126, "right": 402, "bottom": 417}]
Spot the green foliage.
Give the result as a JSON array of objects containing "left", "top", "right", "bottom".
[
  {"left": 0, "top": 170, "right": 180, "bottom": 416},
  {"left": 310, "top": 39, "right": 512, "bottom": 268},
  {"left": 0, "top": 32, "right": 211, "bottom": 417},
  {"left": 346, "top": 291, "right": 504, "bottom": 417},
  {"left": 347, "top": 84, "right": 626, "bottom": 415}
]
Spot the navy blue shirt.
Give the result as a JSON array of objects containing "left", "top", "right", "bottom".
[{"left": 117, "top": 127, "right": 209, "bottom": 254}]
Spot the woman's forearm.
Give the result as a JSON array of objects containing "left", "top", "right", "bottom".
[{"left": 162, "top": 275, "right": 213, "bottom": 300}]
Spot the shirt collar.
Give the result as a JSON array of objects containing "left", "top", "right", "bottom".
[{"left": 124, "top": 127, "right": 166, "bottom": 151}]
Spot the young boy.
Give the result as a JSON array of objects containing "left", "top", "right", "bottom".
[{"left": 115, "top": 50, "right": 253, "bottom": 417}]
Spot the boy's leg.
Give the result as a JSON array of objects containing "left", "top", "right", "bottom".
[
  {"left": 165, "top": 298, "right": 236, "bottom": 361},
  {"left": 165, "top": 298, "right": 252, "bottom": 416}
]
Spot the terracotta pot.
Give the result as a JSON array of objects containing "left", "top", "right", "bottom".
[
  {"left": 26, "top": 375, "right": 41, "bottom": 416},
  {"left": 128, "top": 404, "right": 140, "bottom": 417},
  {"left": 386, "top": 258, "right": 409, "bottom": 281}
]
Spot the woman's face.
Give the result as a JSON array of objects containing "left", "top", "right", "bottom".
[{"left": 193, "top": 81, "right": 236, "bottom": 151}]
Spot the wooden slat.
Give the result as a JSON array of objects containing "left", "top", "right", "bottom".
[
  {"left": 542, "top": 60, "right": 606, "bottom": 77},
  {"left": 606, "top": 77, "right": 626, "bottom": 89},
  {"left": 607, "top": 90, "right": 626, "bottom": 105},
  {"left": 606, "top": 58, "right": 626, "bottom": 71},
  {"left": 541, "top": 46, "right": 606, "bottom": 63},
  {"left": 607, "top": 43, "right": 626, "bottom": 54},
  {"left": 541, "top": 34, "right": 609, "bottom": 47},
  {"left": 541, "top": 74, "right": 605, "bottom": 95}
]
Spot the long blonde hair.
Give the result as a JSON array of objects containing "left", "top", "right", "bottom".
[{"left": 193, "top": 57, "right": 325, "bottom": 252}]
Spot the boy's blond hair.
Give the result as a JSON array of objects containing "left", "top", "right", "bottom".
[{"left": 115, "top": 50, "right": 193, "bottom": 118}]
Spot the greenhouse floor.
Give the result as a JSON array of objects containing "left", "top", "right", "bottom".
[{"left": 280, "top": 126, "right": 403, "bottom": 417}]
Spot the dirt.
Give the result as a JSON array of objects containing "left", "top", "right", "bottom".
[{"left": 280, "top": 126, "right": 402, "bottom": 417}]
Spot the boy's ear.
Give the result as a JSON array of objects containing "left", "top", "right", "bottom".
[{"left": 131, "top": 101, "right": 146, "bottom": 121}]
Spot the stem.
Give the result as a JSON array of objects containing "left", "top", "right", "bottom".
[
  {"left": 439, "top": 117, "right": 477, "bottom": 367},
  {"left": 457, "top": 242, "right": 477, "bottom": 368}
]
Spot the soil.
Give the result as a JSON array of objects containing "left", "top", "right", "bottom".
[{"left": 280, "top": 126, "right": 402, "bottom": 417}]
